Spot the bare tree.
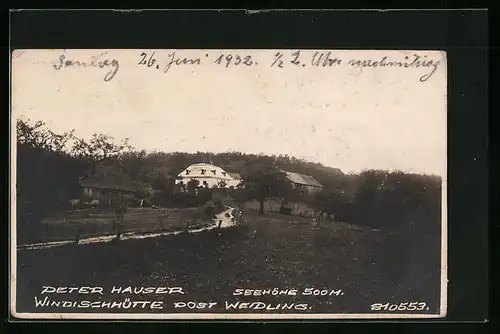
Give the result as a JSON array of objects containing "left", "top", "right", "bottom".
[
  {"left": 71, "top": 133, "right": 133, "bottom": 164},
  {"left": 17, "top": 118, "right": 75, "bottom": 153},
  {"left": 17, "top": 118, "right": 133, "bottom": 164}
]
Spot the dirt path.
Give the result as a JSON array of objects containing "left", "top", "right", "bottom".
[{"left": 17, "top": 207, "right": 237, "bottom": 251}]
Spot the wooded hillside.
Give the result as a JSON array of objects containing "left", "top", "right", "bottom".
[
  {"left": 119, "top": 150, "right": 345, "bottom": 192},
  {"left": 16, "top": 118, "right": 443, "bottom": 236}
]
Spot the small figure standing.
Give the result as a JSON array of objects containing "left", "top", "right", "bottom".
[
  {"left": 115, "top": 222, "right": 124, "bottom": 240},
  {"left": 75, "top": 226, "right": 81, "bottom": 244},
  {"left": 113, "top": 202, "right": 128, "bottom": 239}
]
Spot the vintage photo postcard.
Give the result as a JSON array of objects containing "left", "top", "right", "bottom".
[{"left": 10, "top": 49, "right": 447, "bottom": 320}]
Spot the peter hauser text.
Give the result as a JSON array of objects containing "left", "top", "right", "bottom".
[{"left": 33, "top": 285, "right": 187, "bottom": 311}]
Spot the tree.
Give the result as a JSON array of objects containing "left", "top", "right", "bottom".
[
  {"left": 240, "top": 158, "right": 293, "bottom": 214},
  {"left": 229, "top": 185, "right": 249, "bottom": 210},
  {"left": 17, "top": 119, "right": 82, "bottom": 200},
  {"left": 17, "top": 118, "right": 75, "bottom": 152},
  {"left": 379, "top": 171, "right": 442, "bottom": 233},
  {"left": 16, "top": 119, "right": 134, "bottom": 243},
  {"left": 186, "top": 178, "right": 200, "bottom": 195},
  {"left": 197, "top": 186, "right": 213, "bottom": 205},
  {"left": 313, "top": 188, "right": 347, "bottom": 221},
  {"left": 16, "top": 119, "right": 77, "bottom": 242},
  {"left": 71, "top": 133, "right": 133, "bottom": 172},
  {"left": 217, "top": 180, "right": 228, "bottom": 188},
  {"left": 121, "top": 150, "right": 147, "bottom": 180},
  {"left": 352, "top": 170, "right": 387, "bottom": 224}
]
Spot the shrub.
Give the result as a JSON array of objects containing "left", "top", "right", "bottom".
[{"left": 317, "top": 170, "right": 442, "bottom": 235}]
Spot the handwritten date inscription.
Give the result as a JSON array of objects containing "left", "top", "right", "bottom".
[
  {"left": 49, "top": 50, "right": 442, "bottom": 83},
  {"left": 138, "top": 51, "right": 256, "bottom": 72},
  {"left": 136, "top": 50, "right": 441, "bottom": 82},
  {"left": 138, "top": 51, "right": 201, "bottom": 73}
]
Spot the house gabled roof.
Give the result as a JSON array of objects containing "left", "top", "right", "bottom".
[
  {"left": 79, "top": 163, "right": 137, "bottom": 193},
  {"left": 284, "top": 171, "right": 323, "bottom": 188},
  {"left": 178, "top": 163, "right": 241, "bottom": 181}
]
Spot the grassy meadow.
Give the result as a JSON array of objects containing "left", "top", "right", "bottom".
[
  {"left": 18, "top": 207, "right": 215, "bottom": 244},
  {"left": 15, "top": 209, "right": 441, "bottom": 315}
]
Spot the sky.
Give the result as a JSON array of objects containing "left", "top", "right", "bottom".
[{"left": 11, "top": 49, "right": 447, "bottom": 176}]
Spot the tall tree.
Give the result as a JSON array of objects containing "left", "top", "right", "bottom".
[
  {"left": 121, "top": 150, "right": 147, "bottom": 180},
  {"left": 16, "top": 118, "right": 134, "bottom": 241},
  {"left": 71, "top": 133, "right": 133, "bottom": 171},
  {"left": 313, "top": 188, "right": 347, "bottom": 218},
  {"left": 230, "top": 186, "right": 249, "bottom": 210},
  {"left": 17, "top": 119, "right": 75, "bottom": 152},
  {"left": 240, "top": 158, "right": 293, "bottom": 214}
]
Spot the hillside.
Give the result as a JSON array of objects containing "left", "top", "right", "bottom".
[
  {"left": 17, "top": 118, "right": 442, "bottom": 239},
  {"left": 17, "top": 211, "right": 441, "bottom": 314}
]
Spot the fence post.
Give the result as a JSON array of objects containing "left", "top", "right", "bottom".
[
  {"left": 115, "top": 223, "right": 123, "bottom": 240},
  {"left": 75, "top": 227, "right": 80, "bottom": 245}
]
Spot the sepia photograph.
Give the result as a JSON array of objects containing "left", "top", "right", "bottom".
[{"left": 10, "top": 49, "right": 447, "bottom": 319}]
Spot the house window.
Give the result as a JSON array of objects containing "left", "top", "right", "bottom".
[
  {"left": 185, "top": 170, "right": 190, "bottom": 175},
  {"left": 212, "top": 170, "right": 216, "bottom": 175},
  {"left": 201, "top": 169, "right": 206, "bottom": 175},
  {"left": 84, "top": 188, "right": 92, "bottom": 196},
  {"left": 222, "top": 172, "right": 226, "bottom": 176}
]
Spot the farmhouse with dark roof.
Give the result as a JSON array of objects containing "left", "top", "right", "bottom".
[
  {"left": 78, "top": 162, "right": 137, "bottom": 206},
  {"left": 284, "top": 171, "right": 324, "bottom": 195}
]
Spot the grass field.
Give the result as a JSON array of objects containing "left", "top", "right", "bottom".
[
  {"left": 15, "top": 209, "right": 442, "bottom": 315},
  {"left": 18, "top": 207, "right": 217, "bottom": 244}
]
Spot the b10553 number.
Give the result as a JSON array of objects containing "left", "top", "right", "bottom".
[{"left": 371, "top": 302, "right": 428, "bottom": 312}]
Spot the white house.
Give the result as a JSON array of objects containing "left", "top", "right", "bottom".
[{"left": 175, "top": 163, "right": 242, "bottom": 189}]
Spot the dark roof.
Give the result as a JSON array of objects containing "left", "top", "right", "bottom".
[
  {"left": 284, "top": 171, "right": 323, "bottom": 188},
  {"left": 79, "top": 163, "right": 137, "bottom": 193}
]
